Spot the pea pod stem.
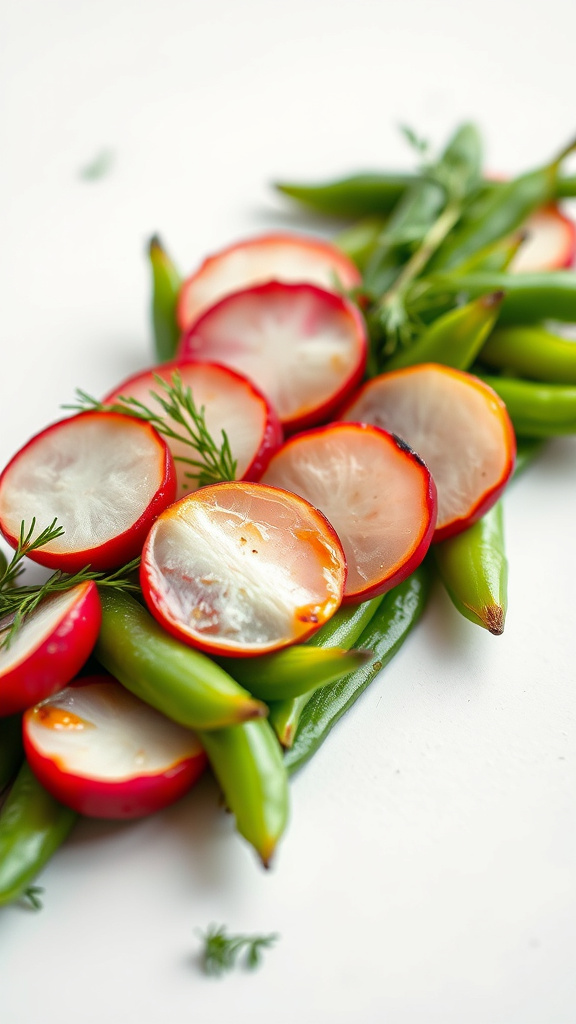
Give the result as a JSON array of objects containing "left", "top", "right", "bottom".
[
  {"left": 148, "top": 235, "right": 182, "bottom": 363},
  {"left": 0, "top": 761, "right": 77, "bottom": 906},
  {"left": 284, "top": 566, "right": 432, "bottom": 775}
]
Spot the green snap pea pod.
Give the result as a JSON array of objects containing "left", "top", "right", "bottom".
[
  {"left": 217, "top": 646, "right": 372, "bottom": 701},
  {"left": 268, "top": 596, "right": 385, "bottom": 747},
  {"left": 94, "top": 590, "right": 267, "bottom": 729},
  {"left": 197, "top": 719, "right": 289, "bottom": 868},
  {"left": 384, "top": 291, "right": 504, "bottom": 372},
  {"left": 275, "top": 173, "right": 415, "bottom": 218},
  {"left": 430, "top": 271, "right": 576, "bottom": 324},
  {"left": 149, "top": 235, "right": 182, "bottom": 363},
  {"left": 0, "top": 761, "right": 77, "bottom": 907},
  {"left": 479, "top": 325, "right": 576, "bottom": 384},
  {"left": 284, "top": 566, "right": 432, "bottom": 775},
  {"left": 434, "top": 502, "right": 507, "bottom": 635},
  {"left": 0, "top": 715, "right": 24, "bottom": 796},
  {"left": 480, "top": 375, "right": 576, "bottom": 437}
]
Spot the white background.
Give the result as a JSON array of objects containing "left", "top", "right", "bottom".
[{"left": 1, "top": 1, "right": 576, "bottom": 1022}]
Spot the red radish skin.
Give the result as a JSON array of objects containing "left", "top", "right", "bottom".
[
  {"left": 261, "top": 422, "right": 437, "bottom": 602},
  {"left": 340, "top": 364, "right": 516, "bottom": 542},
  {"left": 103, "top": 360, "right": 283, "bottom": 494},
  {"left": 176, "top": 231, "right": 362, "bottom": 331},
  {"left": 178, "top": 281, "right": 368, "bottom": 432},
  {"left": 0, "top": 411, "right": 176, "bottom": 572},
  {"left": 0, "top": 582, "right": 101, "bottom": 717},
  {"left": 23, "top": 676, "right": 207, "bottom": 819},
  {"left": 140, "top": 481, "right": 347, "bottom": 657},
  {"left": 511, "top": 204, "right": 576, "bottom": 272}
]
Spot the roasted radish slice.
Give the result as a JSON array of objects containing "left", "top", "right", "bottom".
[
  {"left": 23, "top": 675, "right": 207, "bottom": 819},
  {"left": 140, "top": 481, "right": 346, "bottom": 657},
  {"left": 103, "top": 361, "right": 283, "bottom": 495},
  {"left": 340, "top": 364, "right": 516, "bottom": 542},
  {"left": 178, "top": 282, "right": 367, "bottom": 431},
  {"left": 511, "top": 204, "right": 576, "bottom": 272},
  {"left": 0, "top": 411, "right": 176, "bottom": 572},
  {"left": 261, "top": 423, "right": 436, "bottom": 601},
  {"left": 0, "top": 582, "right": 101, "bottom": 717},
  {"left": 176, "top": 231, "right": 362, "bottom": 331}
]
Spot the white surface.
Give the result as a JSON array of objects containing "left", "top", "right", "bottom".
[{"left": 1, "top": 1, "right": 576, "bottom": 1022}]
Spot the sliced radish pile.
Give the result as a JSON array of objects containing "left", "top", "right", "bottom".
[
  {"left": 511, "top": 203, "right": 576, "bottom": 272},
  {"left": 176, "top": 231, "right": 362, "bottom": 331},
  {"left": 103, "top": 361, "right": 283, "bottom": 495},
  {"left": 178, "top": 281, "right": 367, "bottom": 431},
  {"left": 340, "top": 364, "right": 516, "bottom": 541},
  {"left": 140, "top": 481, "right": 346, "bottom": 657},
  {"left": 261, "top": 423, "right": 437, "bottom": 601},
  {"left": 23, "top": 675, "right": 207, "bottom": 819},
  {"left": 0, "top": 411, "right": 176, "bottom": 571},
  {"left": 0, "top": 582, "right": 101, "bottom": 716}
]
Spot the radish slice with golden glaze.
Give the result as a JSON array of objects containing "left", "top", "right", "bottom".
[
  {"left": 103, "top": 361, "right": 283, "bottom": 495},
  {"left": 340, "top": 364, "right": 516, "bottom": 542},
  {"left": 176, "top": 231, "right": 362, "bottom": 331},
  {"left": 511, "top": 203, "right": 576, "bottom": 272},
  {"left": 178, "top": 281, "right": 367, "bottom": 431},
  {"left": 140, "top": 481, "right": 346, "bottom": 657},
  {"left": 0, "top": 582, "right": 101, "bottom": 717},
  {"left": 23, "top": 675, "right": 207, "bottom": 819},
  {"left": 261, "top": 422, "right": 436, "bottom": 601},
  {"left": 0, "top": 411, "right": 176, "bottom": 572}
]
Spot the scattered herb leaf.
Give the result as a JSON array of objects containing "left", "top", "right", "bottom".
[{"left": 198, "top": 924, "right": 279, "bottom": 976}]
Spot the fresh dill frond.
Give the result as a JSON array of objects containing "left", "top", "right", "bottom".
[
  {"left": 0, "top": 518, "right": 65, "bottom": 593},
  {"left": 66, "top": 371, "right": 237, "bottom": 489},
  {"left": 198, "top": 924, "right": 279, "bottom": 977}
]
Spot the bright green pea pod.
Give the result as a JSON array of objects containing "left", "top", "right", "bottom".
[
  {"left": 268, "top": 596, "right": 384, "bottom": 747},
  {"left": 0, "top": 761, "right": 77, "bottom": 907},
  {"left": 431, "top": 270, "right": 576, "bottom": 324},
  {"left": 218, "top": 646, "right": 372, "bottom": 701},
  {"left": 334, "top": 217, "right": 388, "bottom": 272},
  {"left": 284, "top": 566, "right": 432, "bottom": 774},
  {"left": 149, "top": 235, "right": 182, "bottom": 363},
  {"left": 481, "top": 375, "right": 576, "bottom": 437},
  {"left": 434, "top": 503, "right": 508, "bottom": 635},
  {"left": 480, "top": 325, "right": 576, "bottom": 384},
  {"left": 197, "top": 719, "right": 289, "bottom": 868},
  {"left": 95, "top": 590, "right": 267, "bottom": 730},
  {"left": 275, "top": 173, "right": 414, "bottom": 218},
  {"left": 384, "top": 291, "right": 504, "bottom": 372},
  {"left": 0, "top": 715, "right": 24, "bottom": 795}
]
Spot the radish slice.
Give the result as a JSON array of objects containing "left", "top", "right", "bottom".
[
  {"left": 511, "top": 204, "right": 576, "bottom": 272},
  {"left": 0, "top": 411, "right": 176, "bottom": 572},
  {"left": 23, "top": 675, "right": 207, "bottom": 819},
  {"left": 176, "top": 231, "right": 362, "bottom": 331},
  {"left": 178, "top": 282, "right": 367, "bottom": 431},
  {"left": 140, "top": 481, "right": 346, "bottom": 657},
  {"left": 261, "top": 423, "right": 437, "bottom": 601},
  {"left": 340, "top": 364, "right": 516, "bottom": 542},
  {"left": 0, "top": 582, "right": 101, "bottom": 717},
  {"left": 103, "top": 361, "right": 283, "bottom": 495}
]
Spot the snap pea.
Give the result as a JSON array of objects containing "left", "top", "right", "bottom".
[
  {"left": 434, "top": 502, "right": 507, "bottom": 635},
  {"left": 217, "top": 645, "right": 372, "bottom": 701},
  {"left": 480, "top": 375, "right": 576, "bottom": 437},
  {"left": 149, "top": 235, "right": 182, "bottom": 363},
  {"left": 383, "top": 291, "right": 503, "bottom": 372},
  {"left": 284, "top": 565, "right": 432, "bottom": 775},
  {"left": 0, "top": 715, "right": 24, "bottom": 796},
  {"left": 275, "top": 173, "right": 414, "bottom": 218},
  {"left": 479, "top": 325, "right": 576, "bottom": 384},
  {"left": 197, "top": 719, "right": 289, "bottom": 868},
  {"left": 268, "top": 595, "right": 385, "bottom": 747},
  {"left": 0, "top": 761, "right": 77, "bottom": 906},
  {"left": 430, "top": 270, "right": 576, "bottom": 324},
  {"left": 94, "top": 589, "right": 267, "bottom": 730}
]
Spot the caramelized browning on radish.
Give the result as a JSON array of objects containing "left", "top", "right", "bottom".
[
  {"left": 261, "top": 422, "right": 437, "bottom": 601},
  {"left": 340, "top": 364, "right": 516, "bottom": 541},
  {"left": 140, "top": 481, "right": 347, "bottom": 656},
  {"left": 0, "top": 412, "right": 176, "bottom": 571},
  {"left": 176, "top": 231, "right": 362, "bottom": 331},
  {"left": 178, "top": 282, "right": 367, "bottom": 431}
]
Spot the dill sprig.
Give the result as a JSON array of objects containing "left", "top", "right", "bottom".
[
  {"left": 66, "top": 371, "right": 237, "bottom": 489},
  {"left": 198, "top": 924, "right": 279, "bottom": 976}
]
